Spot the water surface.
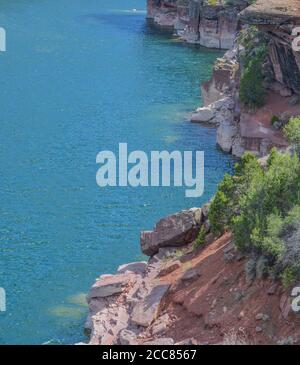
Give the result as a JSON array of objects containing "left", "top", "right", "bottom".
[{"left": 0, "top": 0, "right": 232, "bottom": 344}]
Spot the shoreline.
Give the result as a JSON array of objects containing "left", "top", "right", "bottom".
[
  {"left": 82, "top": 0, "right": 300, "bottom": 345},
  {"left": 82, "top": 10, "right": 227, "bottom": 345}
]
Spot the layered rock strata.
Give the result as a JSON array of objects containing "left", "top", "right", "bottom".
[
  {"left": 193, "top": 0, "right": 300, "bottom": 156},
  {"left": 84, "top": 208, "right": 204, "bottom": 345},
  {"left": 147, "top": 0, "right": 250, "bottom": 49},
  {"left": 83, "top": 207, "right": 300, "bottom": 345}
]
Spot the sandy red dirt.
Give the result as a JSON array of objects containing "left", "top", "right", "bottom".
[{"left": 151, "top": 233, "right": 300, "bottom": 345}]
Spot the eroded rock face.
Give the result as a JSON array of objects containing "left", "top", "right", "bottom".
[
  {"left": 199, "top": 6, "right": 240, "bottom": 49},
  {"left": 191, "top": 95, "right": 239, "bottom": 154},
  {"left": 191, "top": 106, "right": 215, "bottom": 123},
  {"left": 201, "top": 50, "right": 238, "bottom": 106},
  {"left": 195, "top": 0, "right": 300, "bottom": 158},
  {"left": 179, "top": 1, "right": 250, "bottom": 49},
  {"left": 239, "top": 0, "right": 300, "bottom": 25},
  {"left": 147, "top": 0, "right": 250, "bottom": 50},
  {"left": 85, "top": 256, "right": 174, "bottom": 345},
  {"left": 83, "top": 205, "right": 214, "bottom": 345},
  {"left": 87, "top": 273, "right": 133, "bottom": 301},
  {"left": 119, "top": 329, "right": 138, "bottom": 345},
  {"left": 117, "top": 262, "right": 148, "bottom": 275},
  {"left": 147, "top": 0, "right": 178, "bottom": 28},
  {"left": 240, "top": 0, "right": 300, "bottom": 95},
  {"left": 140, "top": 208, "right": 202, "bottom": 256},
  {"left": 131, "top": 284, "right": 170, "bottom": 327},
  {"left": 86, "top": 297, "right": 130, "bottom": 345},
  {"left": 217, "top": 122, "right": 238, "bottom": 153}
]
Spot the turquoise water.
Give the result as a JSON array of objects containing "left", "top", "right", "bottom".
[{"left": 0, "top": 0, "right": 233, "bottom": 344}]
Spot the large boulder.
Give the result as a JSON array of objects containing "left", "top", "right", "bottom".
[
  {"left": 89, "top": 305, "right": 130, "bottom": 345},
  {"left": 117, "top": 261, "right": 147, "bottom": 275},
  {"left": 140, "top": 208, "right": 202, "bottom": 256},
  {"left": 131, "top": 284, "right": 170, "bottom": 327},
  {"left": 87, "top": 273, "right": 133, "bottom": 301},
  {"left": 119, "top": 329, "right": 138, "bottom": 345},
  {"left": 191, "top": 106, "right": 215, "bottom": 123},
  {"left": 217, "top": 122, "right": 238, "bottom": 153}
]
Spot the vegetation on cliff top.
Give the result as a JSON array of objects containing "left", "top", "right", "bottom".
[
  {"left": 284, "top": 117, "right": 300, "bottom": 154},
  {"left": 238, "top": 26, "right": 268, "bottom": 109},
  {"left": 209, "top": 118, "right": 300, "bottom": 285},
  {"left": 205, "top": 0, "right": 254, "bottom": 6}
]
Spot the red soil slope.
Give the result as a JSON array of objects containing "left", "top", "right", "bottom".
[{"left": 154, "top": 233, "right": 300, "bottom": 345}]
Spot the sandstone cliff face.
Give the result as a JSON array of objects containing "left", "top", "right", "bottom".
[
  {"left": 147, "top": 0, "right": 250, "bottom": 50},
  {"left": 195, "top": 0, "right": 300, "bottom": 157},
  {"left": 147, "top": 0, "right": 179, "bottom": 28},
  {"left": 181, "top": 1, "right": 248, "bottom": 49},
  {"left": 236, "top": 0, "right": 300, "bottom": 156},
  {"left": 240, "top": 0, "right": 300, "bottom": 95}
]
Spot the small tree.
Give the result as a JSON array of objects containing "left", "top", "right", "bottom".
[
  {"left": 193, "top": 226, "right": 206, "bottom": 250},
  {"left": 239, "top": 46, "right": 267, "bottom": 109},
  {"left": 209, "top": 173, "right": 239, "bottom": 235},
  {"left": 284, "top": 117, "right": 300, "bottom": 154}
]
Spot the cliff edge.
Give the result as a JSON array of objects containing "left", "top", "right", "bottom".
[
  {"left": 83, "top": 207, "right": 300, "bottom": 345},
  {"left": 81, "top": 0, "right": 300, "bottom": 346},
  {"left": 147, "top": 0, "right": 251, "bottom": 49},
  {"left": 193, "top": 0, "right": 300, "bottom": 156}
]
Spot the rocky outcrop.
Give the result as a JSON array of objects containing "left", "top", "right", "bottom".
[
  {"left": 147, "top": 1, "right": 300, "bottom": 157},
  {"left": 191, "top": 106, "right": 215, "bottom": 123},
  {"left": 81, "top": 0, "right": 300, "bottom": 346},
  {"left": 193, "top": 0, "right": 300, "bottom": 157},
  {"left": 239, "top": 0, "right": 300, "bottom": 25},
  {"left": 239, "top": 0, "right": 300, "bottom": 94},
  {"left": 83, "top": 217, "right": 300, "bottom": 345},
  {"left": 84, "top": 253, "right": 175, "bottom": 344},
  {"left": 180, "top": 1, "right": 250, "bottom": 49},
  {"left": 191, "top": 95, "right": 239, "bottom": 153},
  {"left": 131, "top": 284, "right": 170, "bottom": 327},
  {"left": 147, "top": 0, "right": 180, "bottom": 28},
  {"left": 83, "top": 207, "right": 209, "bottom": 345},
  {"left": 201, "top": 49, "right": 238, "bottom": 106},
  {"left": 141, "top": 208, "right": 202, "bottom": 256},
  {"left": 87, "top": 273, "right": 134, "bottom": 300},
  {"left": 147, "top": 0, "right": 250, "bottom": 50}
]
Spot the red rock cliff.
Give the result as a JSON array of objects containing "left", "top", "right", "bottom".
[{"left": 147, "top": 0, "right": 250, "bottom": 50}]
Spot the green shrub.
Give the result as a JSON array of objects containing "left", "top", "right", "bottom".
[
  {"left": 239, "top": 45, "right": 267, "bottom": 108},
  {"left": 210, "top": 148, "right": 300, "bottom": 280},
  {"left": 283, "top": 205, "right": 300, "bottom": 228},
  {"left": 206, "top": 0, "right": 217, "bottom": 5},
  {"left": 237, "top": 26, "right": 260, "bottom": 49},
  {"left": 271, "top": 115, "right": 280, "bottom": 126},
  {"left": 193, "top": 226, "right": 206, "bottom": 250},
  {"left": 209, "top": 153, "right": 263, "bottom": 238},
  {"left": 250, "top": 215, "right": 284, "bottom": 260},
  {"left": 209, "top": 174, "right": 237, "bottom": 235},
  {"left": 281, "top": 265, "right": 299, "bottom": 288},
  {"left": 235, "top": 150, "right": 300, "bottom": 253},
  {"left": 284, "top": 117, "right": 300, "bottom": 152}
]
